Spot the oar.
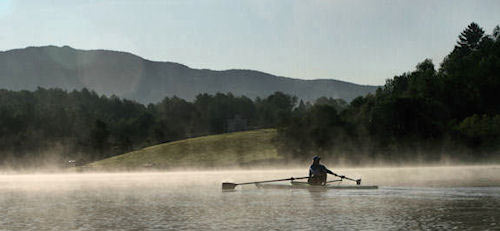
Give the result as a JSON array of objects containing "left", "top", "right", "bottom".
[
  {"left": 326, "top": 179, "right": 342, "bottom": 184},
  {"left": 222, "top": 176, "right": 310, "bottom": 190},
  {"left": 337, "top": 175, "right": 361, "bottom": 185}
]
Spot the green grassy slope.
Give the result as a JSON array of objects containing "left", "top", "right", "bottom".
[{"left": 87, "top": 129, "right": 281, "bottom": 170}]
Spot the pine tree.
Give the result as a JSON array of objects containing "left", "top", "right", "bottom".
[
  {"left": 457, "top": 22, "right": 485, "bottom": 50},
  {"left": 492, "top": 25, "right": 500, "bottom": 40}
]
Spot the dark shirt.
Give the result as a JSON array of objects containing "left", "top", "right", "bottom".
[{"left": 309, "top": 163, "right": 334, "bottom": 177}]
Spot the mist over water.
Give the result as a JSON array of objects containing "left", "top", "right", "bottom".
[{"left": 1, "top": 165, "right": 499, "bottom": 230}]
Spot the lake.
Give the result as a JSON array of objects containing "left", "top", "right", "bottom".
[{"left": 0, "top": 165, "right": 499, "bottom": 230}]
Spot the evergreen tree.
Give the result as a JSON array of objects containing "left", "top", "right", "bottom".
[
  {"left": 492, "top": 25, "right": 500, "bottom": 40},
  {"left": 457, "top": 22, "right": 485, "bottom": 50}
]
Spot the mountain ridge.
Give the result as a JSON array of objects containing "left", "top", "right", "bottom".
[{"left": 0, "top": 45, "right": 378, "bottom": 103}]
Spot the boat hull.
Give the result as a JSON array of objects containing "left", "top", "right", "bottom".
[{"left": 255, "top": 182, "right": 378, "bottom": 190}]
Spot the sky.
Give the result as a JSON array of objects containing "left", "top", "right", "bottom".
[{"left": 0, "top": 0, "right": 499, "bottom": 85}]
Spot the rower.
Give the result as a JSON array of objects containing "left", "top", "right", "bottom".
[{"left": 308, "top": 155, "right": 343, "bottom": 185}]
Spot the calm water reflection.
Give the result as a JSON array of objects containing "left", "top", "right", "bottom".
[{"left": 0, "top": 166, "right": 499, "bottom": 230}]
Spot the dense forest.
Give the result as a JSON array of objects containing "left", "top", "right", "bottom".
[
  {"left": 278, "top": 23, "right": 500, "bottom": 163},
  {"left": 0, "top": 88, "right": 298, "bottom": 167},
  {"left": 0, "top": 23, "right": 498, "bottom": 167}
]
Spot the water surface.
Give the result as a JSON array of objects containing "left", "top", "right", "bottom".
[{"left": 0, "top": 165, "right": 499, "bottom": 230}]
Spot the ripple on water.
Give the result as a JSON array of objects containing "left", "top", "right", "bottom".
[{"left": 0, "top": 166, "right": 499, "bottom": 230}]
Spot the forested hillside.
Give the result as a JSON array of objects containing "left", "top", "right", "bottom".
[
  {"left": 0, "top": 89, "right": 299, "bottom": 167},
  {"left": 277, "top": 23, "right": 500, "bottom": 163},
  {"left": 0, "top": 46, "right": 376, "bottom": 103},
  {"left": 0, "top": 23, "right": 498, "bottom": 168}
]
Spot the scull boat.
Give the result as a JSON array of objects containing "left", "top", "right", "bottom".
[
  {"left": 222, "top": 176, "right": 378, "bottom": 190},
  {"left": 255, "top": 181, "right": 378, "bottom": 190}
]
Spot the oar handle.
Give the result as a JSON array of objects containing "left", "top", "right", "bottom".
[
  {"left": 236, "top": 176, "right": 310, "bottom": 186},
  {"left": 336, "top": 175, "right": 361, "bottom": 185}
]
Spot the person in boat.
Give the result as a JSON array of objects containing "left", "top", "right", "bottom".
[{"left": 308, "top": 155, "right": 343, "bottom": 185}]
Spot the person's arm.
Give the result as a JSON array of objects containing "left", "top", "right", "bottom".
[
  {"left": 324, "top": 166, "right": 343, "bottom": 178},
  {"left": 322, "top": 165, "right": 335, "bottom": 175}
]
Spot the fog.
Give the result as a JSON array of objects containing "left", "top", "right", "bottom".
[
  {"left": 2, "top": 165, "right": 499, "bottom": 190},
  {"left": 1, "top": 165, "right": 499, "bottom": 230}
]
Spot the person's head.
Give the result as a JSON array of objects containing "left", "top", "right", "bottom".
[{"left": 312, "top": 155, "right": 321, "bottom": 164}]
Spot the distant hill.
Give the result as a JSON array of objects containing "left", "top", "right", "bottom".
[
  {"left": 86, "top": 129, "right": 281, "bottom": 170},
  {"left": 0, "top": 46, "right": 377, "bottom": 103}
]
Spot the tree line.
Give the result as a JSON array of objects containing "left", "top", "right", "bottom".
[
  {"left": 277, "top": 22, "right": 500, "bottom": 164},
  {"left": 0, "top": 23, "right": 498, "bottom": 167},
  {"left": 0, "top": 88, "right": 297, "bottom": 167}
]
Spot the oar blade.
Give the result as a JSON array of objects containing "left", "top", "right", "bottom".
[
  {"left": 356, "top": 179, "right": 361, "bottom": 185},
  {"left": 222, "top": 182, "right": 237, "bottom": 190}
]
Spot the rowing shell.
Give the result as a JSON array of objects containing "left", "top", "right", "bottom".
[{"left": 255, "top": 181, "right": 378, "bottom": 190}]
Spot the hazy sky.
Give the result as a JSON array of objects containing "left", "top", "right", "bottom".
[{"left": 0, "top": 0, "right": 499, "bottom": 85}]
